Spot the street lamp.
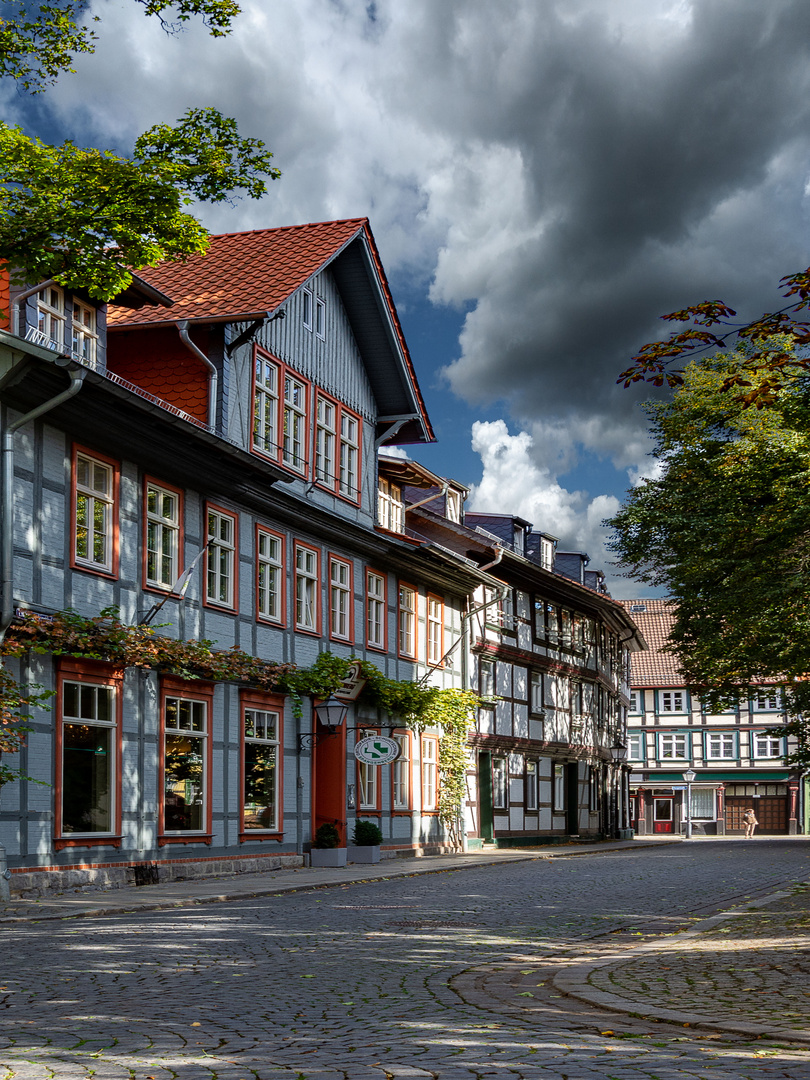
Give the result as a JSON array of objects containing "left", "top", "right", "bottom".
[
  {"left": 683, "top": 767, "right": 696, "bottom": 840},
  {"left": 299, "top": 694, "right": 349, "bottom": 749}
]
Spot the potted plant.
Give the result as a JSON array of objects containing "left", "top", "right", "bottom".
[
  {"left": 347, "top": 819, "right": 383, "bottom": 864},
  {"left": 309, "top": 823, "right": 347, "bottom": 867}
]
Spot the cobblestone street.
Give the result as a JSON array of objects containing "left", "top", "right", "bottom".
[{"left": 3, "top": 840, "right": 810, "bottom": 1080}]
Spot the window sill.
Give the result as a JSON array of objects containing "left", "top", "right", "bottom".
[
  {"left": 158, "top": 834, "right": 213, "bottom": 846},
  {"left": 55, "top": 835, "right": 122, "bottom": 851},
  {"left": 239, "top": 831, "right": 283, "bottom": 842}
]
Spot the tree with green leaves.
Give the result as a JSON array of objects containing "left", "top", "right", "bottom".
[
  {"left": 607, "top": 343, "right": 810, "bottom": 763},
  {"left": 0, "top": 1, "right": 279, "bottom": 299}
]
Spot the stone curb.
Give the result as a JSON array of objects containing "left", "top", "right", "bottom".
[
  {"left": 0, "top": 838, "right": 681, "bottom": 924},
  {"left": 552, "top": 883, "right": 810, "bottom": 1044}
]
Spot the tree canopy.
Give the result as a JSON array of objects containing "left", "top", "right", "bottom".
[
  {"left": 607, "top": 343, "right": 810, "bottom": 732},
  {"left": 0, "top": 1, "right": 279, "bottom": 299}
]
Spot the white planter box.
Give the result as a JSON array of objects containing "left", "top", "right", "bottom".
[
  {"left": 310, "top": 848, "right": 347, "bottom": 867},
  {"left": 347, "top": 845, "right": 381, "bottom": 864}
]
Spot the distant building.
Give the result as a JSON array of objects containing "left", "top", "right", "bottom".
[{"left": 620, "top": 599, "right": 802, "bottom": 836}]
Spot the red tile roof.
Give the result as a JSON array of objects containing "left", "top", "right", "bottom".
[
  {"left": 619, "top": 599, "right": 683, "bottom": 688},
  {"left": 107, "top": 219, "right": 368, "bottom": 327}
]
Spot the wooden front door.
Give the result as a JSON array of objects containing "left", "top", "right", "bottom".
[
  {"left": 726, "top": 796, "right": 788, "bottom": 834},
  {"left": 311, "top": 722, "right": 347, "bottom": 845},
  {"left": 653, "top": 797, "right": 673, "bottom": 833}
]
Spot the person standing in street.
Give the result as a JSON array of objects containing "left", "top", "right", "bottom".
[{"left": 743, "top": 808, "right": 758, "bottom": 838}]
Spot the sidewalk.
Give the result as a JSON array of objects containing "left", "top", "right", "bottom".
[
  {"left": 553, "top": 879, "right": 810, "bottom": 1043},
  {"left": 0, "top": 837, "right": 675, "bottom": 923}
]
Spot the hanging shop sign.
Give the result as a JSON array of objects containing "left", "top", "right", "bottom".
[
  {"left": 334, "top": 659, "right": 368, "bottom": 701},
  {"left": 354, "top": 735, "right": 402, "bottom": 765}
]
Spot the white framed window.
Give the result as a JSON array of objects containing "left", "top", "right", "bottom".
[
  {"left": 71, "top": 299, "right": 97, "bottom": 365},
  {"left": 253, "top": 354, "right": 279, "bottom": 458},
  {"left": 36, "top": 285, "right": 64, "bottom": 347},
  {"left": 257, "top": 528, "right": 283, "bottom": 622},
  {"left": 660, "top": 690, "right": 686, "bottom": 713},
  {"left": 492, "top": 757, "right": 507, "bottom": 809},
  {"left": 206, "top": 507, "right": 236, "bottom": 608},
  {"left": 378, "top": 478, "right": 404, "bottom": 532},
  {"left": 753, "top": 690, "right": 781, "bottom": 711},
  {"left": 530, "top": 672, "right": 544, "bottom": 714},
  {"left": 302, "top": 287, "right": 313, "bottom": 329},
  {"left": 659, "top": 732, "right": 687, "bottom": 760},
  {"left": 393, "top": 732, "right": 410, "bottom": 810},
  {"left": 446, "top": 488, "right": 462, "bottom": 523},
  {"left": 754, "top": 733, "right": 784, "bottom": 759},
  {"left": 60, "top": 679, "right": 116, "bottom": 836},
  {"left": 706, "top": 732, "right": 736, "bottom": 760},
  {"left": 629, "top": 690, "right": 641, "bottom": 713},
  {"left": 398, "top": 583, "right": 416, "bottom": 657},
  {"left": 145, "top": 482, "right": 180, "bottom": 590},
  {"left": 628, "top": 732, "right": 644, "bottom": 761},
  {"left": 243, "top": 706, "right": 280, "bottom": 832},
  {"left": 539, "top": 537, "right": 554, "bottom": 571},
  {"left": 427, "top": 594, "right": 443, "bottom": 665},
  {"left": 690, "top": 788, "right": 715, "bottom": 820},
  {"left": 553, "top": 764, "right": 565, "bottom": 812},
  {"left": 421, "top": 735, "right": 438, "bottom": 812},
  {"left": 315, "top": 398, "right": 337, "bottom": 484},
  {"left": 329, "top": 557, "right": 351, "bottom": 640},
  {"left": 366, "top": 571, "right": 386, "bottom": 649},
  {"left": 315, "top": 297, "right": 326, "bottom": 339},
  {"left": 295, "top": 544, "right": 318, "bottom": 631},
  {"left": 357, "top": 728, "right": 379, "bottom": 810},
  {"left": 163, "top": 695, "right": 208, "bottom": 833},
  {"left": 480, "top": 658, "right": 495, "bottom": 697},
  {"left": 339, "top": 412, "right": 359, "bottom": 499},
  {"left": 74, "top": 451, "right": 115, "bottom": 572},
  {"left": 283, "top": 373, "right": 307, "bottom": 473},
  {"left": 525, "top": 759, "right": 538, "bottom": 811},
  {"left": 654, "top": 798, "right": 672, "bottom": 822}
]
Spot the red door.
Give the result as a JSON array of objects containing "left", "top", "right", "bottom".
[
  {"left": 653, "top": 797, "right": 673, "bottom": 833},
  {"left": 311, "top": 720, "right": 347, "bottom": 845}
]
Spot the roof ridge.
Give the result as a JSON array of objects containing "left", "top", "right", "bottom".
[{"left": 206, "top": 218, "right": 369, "bottom": 241}]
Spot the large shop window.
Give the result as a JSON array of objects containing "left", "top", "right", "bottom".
[
  {"left": 206, "top": 505, "right": 237, "bottom": 610},
  {"left": 56, "top": 665, "right": 122, "bottom": 846},
  {"left": 161, "top": 686, "right": 212, "bottom": 839},
  {"left": 145, "top": 480, "right": 181, "bottom": 590},
  {"left": 72, "top": 447, "right": 118, "bottom": 576},
  {"left": 242, "top": 699, "right": 281, "bottom": 834}
]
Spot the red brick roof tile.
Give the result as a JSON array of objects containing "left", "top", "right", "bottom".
[
  {"left": 107, "top": 219, "right": 368, "bottom": 327},
  {"left": 619, "top": 599, "right": 683, "bottom": 688}
]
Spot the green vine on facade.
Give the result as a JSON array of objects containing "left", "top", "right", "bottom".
[{"left": 0, "top": 609, "right": 479, "bottom": 828}]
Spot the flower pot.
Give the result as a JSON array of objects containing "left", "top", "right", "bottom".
[
  {"left": 309, "top": 847, "right": 347, "bottom": 868},
  {"left": 347, "top": 845, "right": 381, "bottom": 864}
]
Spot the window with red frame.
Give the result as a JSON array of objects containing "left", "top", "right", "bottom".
[
  {"left": 314, "top": 393, "right": 361, "bottom": 503},
  {"left": 392, "top": 730, "right": 411, "bottom": 811},
  {"left": 398, "top": 583, "right": 417, "bottom": 658},
  {"left": 145, "top": 480, "right": 181, "bottom": 591},
  {"left": 421, "top": 735, "right": 439, "bottom": 812},
  {"left": 73, "top": 448, "right": 118, "bottom": 574},
  {"left": 283, "top": 371, "right": 308, "bottom": 474},
  {"left": 163, "top": 694, "right": 209, "bottom": 834},
  {"left": 357, "top": 727, "right": 381, "bottom": 811},
  {"left": 295, "top": 543, "right": 319, "bottom": 632},
  {"left": 366, "top": 571, "right": 386, "bottom": 650},
  {"left": 257, "top": 527, "right": 284, "bottom": 623},
  {"left": 206, "top": 506, "right": 237, "bottom": 609},
  {"left": 427, "top": 594, "right": 443, "bottom": 665},
  {"left": 329, "top": 557, "right": 352, "bottom": 641}
]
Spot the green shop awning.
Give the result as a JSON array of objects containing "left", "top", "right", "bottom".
[{"left": 640, "top": 771, "right": 790, "bottom": 783}]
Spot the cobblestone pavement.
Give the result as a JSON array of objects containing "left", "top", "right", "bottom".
[{"left": 3, "top": 840, "right": 810, "bottom": 1080}]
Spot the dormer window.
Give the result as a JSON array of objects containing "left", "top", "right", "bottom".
[
  {"left": 540, "top": 537, "right": 554, "bottom": 571},
  {"left": 446, "top": 488, "right": 461, "bottom": 523},
  {"left": 378, "top": 477, "right": 403, "bottom": 532},
  {"left": 71, "top": 299, "right": 97, "bottom": 366},
  {"left": 37, "top": 286, "right": 64, "bottom": 349}
]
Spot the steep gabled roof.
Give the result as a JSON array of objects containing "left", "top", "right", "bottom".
[
  {"left": 619, "top": 599, "right": 683, "bottom": 687},
  {"left": 107, "top": 218, "right": 434, "bottom": 443}
]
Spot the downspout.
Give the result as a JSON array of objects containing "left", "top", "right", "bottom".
[
  {"left": 177, "top": 320, "right": 217, "bottom": 430},
  {"left": 1, "top": 366, "right": 87, "bottom": 643},
  {"left": 11, "top": 280, "right": 57, "bottom": 338},
  {"left": 405, "top": 481, "right": 449, "bottom": 513}
]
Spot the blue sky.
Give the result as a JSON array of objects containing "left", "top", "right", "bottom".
[{"left": 6, "top": 0, "right": 810, "bottom": 595}]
